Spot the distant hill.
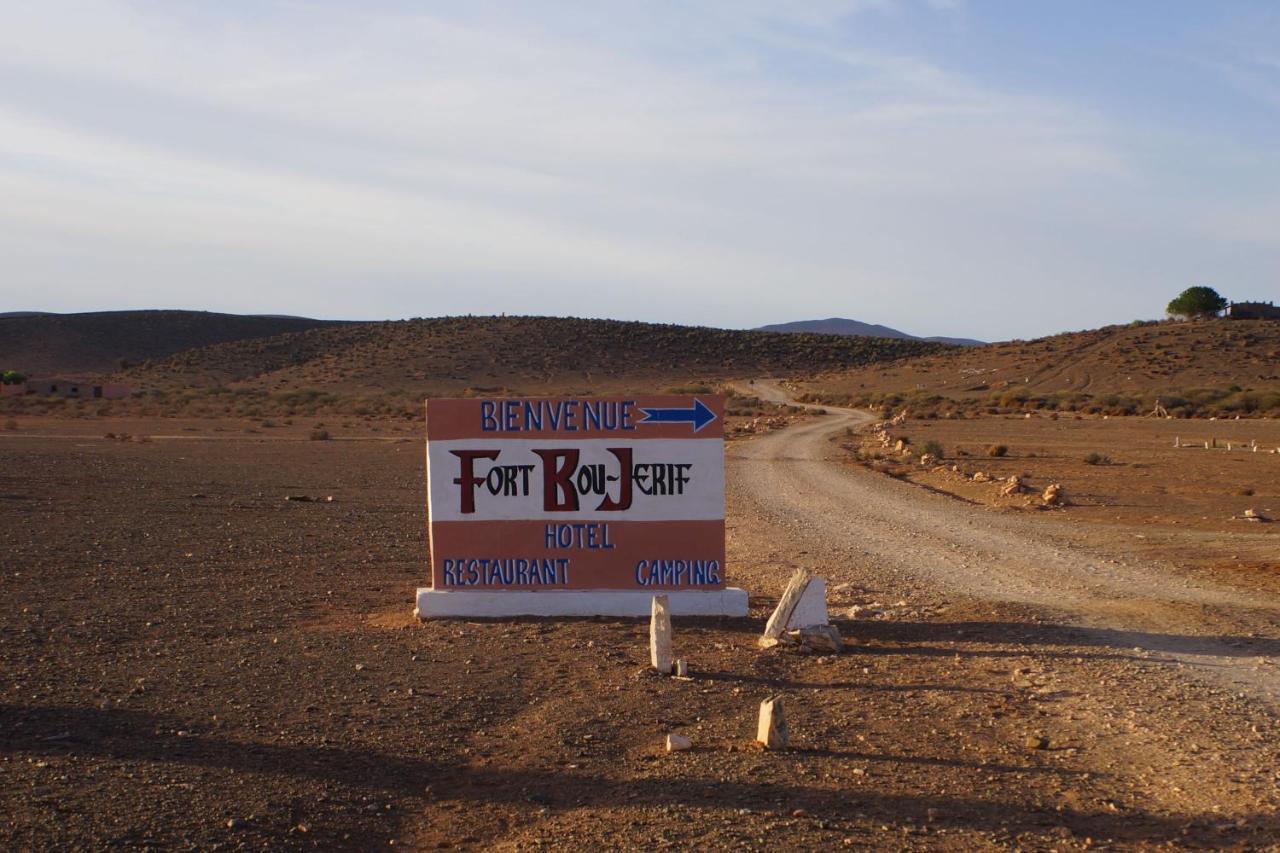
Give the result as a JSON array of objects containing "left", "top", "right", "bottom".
[
  {"left": 802, "top": 318, "right": 1280, "bottom": 413},
  {"left": 756, "top": 317, "right": 983, "bottom": 347},
  {"left": 0, "top": 310, "right": 341, "bottom": 375},
  {"left": 121, "top": 315, "right": 947, "bottom": 395}
]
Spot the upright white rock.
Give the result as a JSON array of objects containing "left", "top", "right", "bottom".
[
  {"left": 760, "top": 569, "right": 813, "bottom": 647},
  {"left": 756, "top": 696, "right": 789, "bottom": 750},
  {"left": 650, "top": 594, "right": 673, "bottom": 673},
  {"left": 786, "top": 577, "right": 828, "bottom": 630}
]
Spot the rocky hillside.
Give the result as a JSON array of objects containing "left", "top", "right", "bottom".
[
  {"left": 801, "top": 318, "right": 1280, "bottom": 416},
  {"left": 0, "top": 311, "right": 341, "bottom": 375},
  {"left": 120, "top": 315, "right": 947, "bottom": 395}
]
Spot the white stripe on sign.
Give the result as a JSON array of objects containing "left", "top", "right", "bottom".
[{"left": 427, "top": 438, "right": 725, "bottom": 523}]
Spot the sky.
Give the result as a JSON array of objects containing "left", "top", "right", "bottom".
[{"left": 1, "top": 1, "right": 1277, "bottom": 340}]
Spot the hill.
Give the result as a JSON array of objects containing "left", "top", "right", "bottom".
[
  {"left": 0, "top": 310, "right": 341, "bottom": 375},
  {"left": 121, "top": 315, "right": 946, "bottom": 396},
  {"left": 756, "top": 317, "right": 983, "bottom": 347},
  {"left": 800, "top": 318, "right": 1280, "bottom": 417}
]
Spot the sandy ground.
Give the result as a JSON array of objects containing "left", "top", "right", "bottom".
[
  {"left": 2, "top": 403, "right": 1279, "bottom": 849},
  {"left": 844, "top": 412, "right": 1280, "bottom": 538}
]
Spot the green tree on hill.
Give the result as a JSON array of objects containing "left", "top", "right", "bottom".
[
  {"left": 1166, "top": 286, "right": 1227, "bottom": 319},
  {"left": 1, "top": 370, "right": 26, "bottom": 385}
]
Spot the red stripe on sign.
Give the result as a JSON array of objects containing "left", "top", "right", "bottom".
[
  {"left": 429, "top": 519, "right": 726, "bottom": 590},
  {"left": 425, "top": 395, "right": 724, "bottom": 441}
]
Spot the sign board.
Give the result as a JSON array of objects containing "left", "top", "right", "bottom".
[{"left": 415, "top": 395, "right": 748, "bottom": 618}]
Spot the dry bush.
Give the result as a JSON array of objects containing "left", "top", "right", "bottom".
[{"left": 987, "top": 444, "right": 1008, "bottom": 457}]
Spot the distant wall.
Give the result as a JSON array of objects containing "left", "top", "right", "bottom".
[
  {"left": 0, "top": 382, "right": 27, "bottom": 397},
  {"left": 20, "top": 380, "right": 131, "bottom": 399},
  {"left": 26, "top": 379, "right": 85, "bottom": 397},
  {"left": 1229, "top": 301, "right": 1280, "bottom": 320}
]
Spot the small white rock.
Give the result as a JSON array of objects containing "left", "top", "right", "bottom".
[{"left": 666, "top": 733, "right": 693, "bottom": 752}]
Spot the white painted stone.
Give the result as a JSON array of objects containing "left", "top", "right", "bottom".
[
  {"left": 415, "top": 587, "right": 749, "bottom": 619},
  {"left": 786, "top": 577, "right": 828, "bottom": 629},
  {"left": 650, "top": 595, "right": 673, "bottom": 673},
  {"left": 666, "top": 733, "right": 693, "bottom": 752},
  {"left": 756, "top": 696, "right": 789, "bottom": 750},
  {"left": 761, "top": 569, "right": 812, "bottom": 644}
]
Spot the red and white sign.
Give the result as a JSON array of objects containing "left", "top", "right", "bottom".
[{"left": 417, "top": 395, "right": 745, "bottom": 617}]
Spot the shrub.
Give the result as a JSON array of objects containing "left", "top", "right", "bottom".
[
  {"left": 987, "top": 444, "right": 1008, "bottom": 457},
  {"left": 1083, "top": 452, "right": 1111, "bottom": 465},
  {"left": 921, "top": 439, "right": 945, "bottom": 459},
  {"left": 310, "top": 429, "right": 331, "bottom": 441}
]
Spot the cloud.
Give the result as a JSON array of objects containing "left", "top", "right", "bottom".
[{"left": 0, "top": 1, "right": 1268, "bottom": 336}]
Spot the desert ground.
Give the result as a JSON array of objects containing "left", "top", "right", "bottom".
[{"left": 3, "top": 385, "right": 1279, "bottom": 850}]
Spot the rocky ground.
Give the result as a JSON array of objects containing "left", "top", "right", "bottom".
[{"left": 2, "top": 408, "right": 1279, "bottom": 850}]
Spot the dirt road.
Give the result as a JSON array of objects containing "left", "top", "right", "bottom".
[{"left": 730, "top": 382, "right": 1280, "bottom": 700}]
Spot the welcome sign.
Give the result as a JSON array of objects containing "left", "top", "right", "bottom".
[{"left": 415, "top": 395, "right": 748, "bottom": 618}]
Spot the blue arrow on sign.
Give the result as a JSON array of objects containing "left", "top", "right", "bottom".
[{"left": 638, "top": 398, "right": 717, "bottom": 433}]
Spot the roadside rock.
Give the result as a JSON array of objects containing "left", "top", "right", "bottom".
[
  {"left": 784, "top": 624, "right": 843, "bottom": 653},
  {"left": 666, "top": 734, "right": 693, "bottom": 752},
  {"left": 1023, "top": 734, "right": 1050, "bottom": 750}
]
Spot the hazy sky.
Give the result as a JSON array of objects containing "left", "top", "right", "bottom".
[{"left": 1, "top": 1, "right": 1277, "bottom": 340}]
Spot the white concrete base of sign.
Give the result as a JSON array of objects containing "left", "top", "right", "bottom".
[
  {"left": 415, "top": 587, "right": 748, "bottom": 619},
  {"left": 786, "top": 577, "right": 828, "bottom": 629}
]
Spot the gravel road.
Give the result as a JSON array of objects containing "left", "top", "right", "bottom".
[{"left": 729, "top": 382, "right": 1280, "bottom": 702}]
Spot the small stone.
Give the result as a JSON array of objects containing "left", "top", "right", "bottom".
[
  {"left": 674, "top": 659, "right": 689, "bottom": 677},
  {"left": 665, "top": 733, "right": 692, "bottom": 752},
  {"left": 788, "top": 624, "right": 842, "bottom": 653},
  {"left": 1023, "top": 734, "right": 1049, "bottom": 750},
  {"left": 227, "top": 818, "right": 248, "bottom": 830},
  {"left": 354, "top": 663, "right": 366, "bottom": 672}
]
